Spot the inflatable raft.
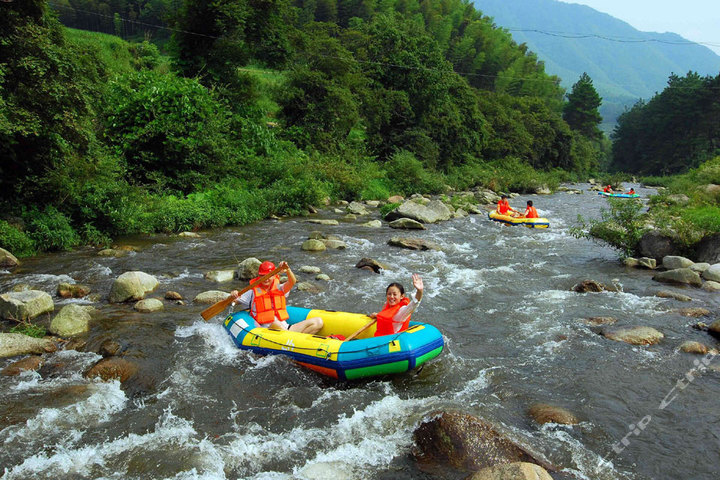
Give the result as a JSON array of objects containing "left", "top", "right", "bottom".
[
  {"left": 223, "top": 306, "right": 444, "bottom": 380},
  {"left": 598, "top": 192, "right": 640, "bottom": 198},
  {"left": 488, "top": 211, "right": 549, "bottom": 229}
]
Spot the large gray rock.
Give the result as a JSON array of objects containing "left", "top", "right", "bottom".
[
  {"left": 0, "top": 290, "right": 54, "bottom": 321},
  {"left": 237, "top": 257, "right": 262, "bottom": 280},
  {"left": 49, "top": 304, "right": 95, "bottom": 337},
  {"left": 474, "top": 189, "right": 501, "bottom": 205},
  {"left": 527, "top": 404, "right": 579, "bottom": 425},
  {"left": 204, "top": 270, "right": 235, "bottom": 283},
  {"left": 134, "top": 298, "right": 164, "bottom": 312},
  {"left": 0, "top": 333, "right": 57, "bottom": 358},
  {"left": 388, "top": 237, "right": 441, "bottom": 251},
  {"left": 0, "top": 247, "right": 19, "bottom": 268},
  {"left": 302, "top": 239, "right": 327, "bottom": 251},
  {"left": 109, "top": 271, "right": 159, "bottom": 303},
  {"left": 389, "top": 218, "right": 426, "bottom": 230},
  {"left": 639, "top": 231, "right": 678, "bottom": 260},
  {"left": 702, "top": 264, "right": 720, "bottom": 282},
  {"left": 695, "top": 233, "right": 720, "bottom": 264},
  {"left": 652, "top": 268, "right": 703, "bottom": 287},
  {"left": 384, "top": 199, "right": 450, "bottom": 224},
  {"left": 662, "top": 256, "right": 694, "bottom": 270},
  {"left": 347, "top": 201, "right": 369, "bottom": 215},
  {"left": 193, "top": 290, "right": 228, "bottom": 304}
]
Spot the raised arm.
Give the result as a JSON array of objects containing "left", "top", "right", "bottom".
[{"left": 412, "top": 273, "right": 423, "bottom": 302}]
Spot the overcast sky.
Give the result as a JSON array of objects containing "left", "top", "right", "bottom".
[{"left": 560, "top": 0, "right": 720, "bottom": 55}]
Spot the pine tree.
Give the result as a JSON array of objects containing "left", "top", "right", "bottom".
[{"left": 563, "top": 72, "right": 603, "bottom": 140}]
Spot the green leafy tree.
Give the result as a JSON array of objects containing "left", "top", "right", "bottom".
[
  {"left": 0, "top": 0, "right": 97, "bottom": 204},
  {"left": 563, "top": 72, "right": 603, "bottom": 140},
  {"left": 104, "top": 71, "right": 239, "bottom": 194}
]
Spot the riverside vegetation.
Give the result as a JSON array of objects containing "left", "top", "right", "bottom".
[{"left": 2, "top": 0, "right": 719, "bottom": 261}]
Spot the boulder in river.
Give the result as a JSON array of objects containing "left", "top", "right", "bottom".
[
  {"left": 468, "top": 462, "right": 553, "bottom": 480},
  {"left": 388, "top": 236, "right": 441, "bottom": 251},
  {"left": 237, "top": 257, "right": 262, "bottom": 280},
  {"left": 571, "top": 280, "right": 609, "bottom": 293},
  {"left": 602, "top": 326, "right": 664, "bottom": 345},
  {"left": 1, "top": 355, "right": 44, "bottom": 376},
  {"left": 355, "top": 258, "right": 387, "bottom": 273},
  {"left": 662, "top": 256, "right": 694, "bottom": 270},
  {"left": 384, "top": 199, "right": 451, "bottom": 224},
  {"left": 527, "top": 404, "right": 579, "bottom": 425},
  {"left": 655, "top": 290, "right": 692, "bottom": 302},
  {"left": 638, "top": 231, "right": 679, "bottom": 260},
  {"left": 0, "top": 247, "right": 19, "bottom": 268},
  {"left": 49, "top": 304, "right": 95, "bottom": 337},
  {"left": 702, "top": 264, "right": 720, "bottom": 282},
  {"left": 56, "top": 282, "right": 91, "bottom": 299},
  {"left": 84, "top": 357, "right": 138, "bottom": 383},
  {"left": 193, "top": 290, "right": 228, "bottom": 304},
  {"left": 412, "top": 410, "right": 554, "bottom": 472},
  {"left": 0, "top": 290, "right": 54, "bottom": 321},
  {"left": 302, "top": 239, "right": 327, "bottom": 251},
  {"left": 108, "top": 271, "right": 159, "bottom": 303},
  {"left": 0, "top": 333, "right": 57, "bottom": 358},
  {"left": 695, "top": 233, "right": 720, "bottom": 264},
  {"left": 204, "top": 270, "right": 235, "bottom": 283},
  {"left": 389, "top": 218, "right": 426, "bottom": 230},
  {"left": 134, "top": 298, "right": 164, "bottom": 312},
  {"left": 652, "top": 268, "right": 702, "bottom": 287},
  {"left": 679, "top": 341, "right": 709, "bottom": 354}
]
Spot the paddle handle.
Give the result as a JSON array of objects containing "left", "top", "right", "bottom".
[
  {"left": 200, "top": 265, "right": 286, "bottom": 321},
  {"left": 346, "top": 318, "right": 377, "bottom": 341}
]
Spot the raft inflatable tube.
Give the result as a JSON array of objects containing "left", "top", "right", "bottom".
[
  {"left": 223, "top": 306, "right": 444, "bottom": 380},
  {"left": 598, "top": 192, "right": 640, "bottom": 198},
  {"left": 488, "top": 211, "right": 550, "bottom": 229}
]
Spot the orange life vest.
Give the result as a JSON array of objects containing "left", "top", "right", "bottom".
[
  {"left": 497, "top": 199, "right": 510, "bottom": 214},
  {"left": 250, "top": 277, "right": 289, "bottom": 324},
  {"left": 525, "top": 206, "right": 539, "bottom": 218},
  {"left": 374, "top": 297, "right": 411, "bottom": 336}
]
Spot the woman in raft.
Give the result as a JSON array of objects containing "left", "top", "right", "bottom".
[{"left": 370, "top": 273, "right": 424, "bottom": 336}]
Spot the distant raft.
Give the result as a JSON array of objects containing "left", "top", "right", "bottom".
[
  {"left": 598, "top": 191, "right": 640, "bottom": 198},
  {"left": 223, "top": 306, "right": 444, "bottom": 380},
  {"left": 488, "top": 211, "right": 550, "bottom": 229}
]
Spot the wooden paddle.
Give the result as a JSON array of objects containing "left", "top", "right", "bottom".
[
  {"left": 200, "top": 265, "right": 286, "bottom": 321},
  {"left": 346, "top": 318, "right": 377, "bottom": 341}
]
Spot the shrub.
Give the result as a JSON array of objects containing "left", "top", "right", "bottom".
[
  {"left": 25, "top": 207, "right": 80, "bottom": 252},
  {"left": 0, "top": 220, "right": 36, "bottom": 257},
  {"left": 571, "top": 198, "right": 648, "bottom": 258},
  {"left": 385, "top": 150, "right": 445, "bottom": 195}
]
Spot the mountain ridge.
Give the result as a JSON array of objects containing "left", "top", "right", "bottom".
[{"left": 474, "top": 0, "right": 720, "bottom": 129}]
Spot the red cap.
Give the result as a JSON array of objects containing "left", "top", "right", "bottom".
[{"left": 258, "top": 261, "right": 276, "bottom": 275}]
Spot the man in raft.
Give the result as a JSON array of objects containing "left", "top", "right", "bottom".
[
  {"left": 522, "top": 200, "right": 539, "bottom": 218},
  {"left": 496, "top": 194, "right": 519, "bottom": 217},
  {"left": 229, "top": 261, "right": 323, "bottom": 334}
]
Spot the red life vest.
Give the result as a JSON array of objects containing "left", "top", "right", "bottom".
[
  {"left": 374, "top": 297, "right": 411, "bottom": 336},
  {"left": 497, "top": 199, "right": 510, "bottom": 214},
  {"left": 250, "top": 277, "right": 289, "bottom": 324},
  {"left": 525, "top": 206, "right": 539, "bottom": 218}
]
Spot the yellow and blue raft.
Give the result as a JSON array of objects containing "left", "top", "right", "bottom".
[
  {"left": 223, "top": 306, "right": 444, "bottom": 380},
  {"left": 488, "top": 211, "right": 550, "bottom": 228}
]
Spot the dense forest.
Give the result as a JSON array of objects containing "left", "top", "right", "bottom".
[{"left": 2, "top": 0, "right": 718, "bottom": 259}]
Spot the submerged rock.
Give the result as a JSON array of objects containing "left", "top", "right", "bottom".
[
  {"left": 527, "top": 404, "right": 579, "bottom": 425},
  {"left": 602, "top": 326, "right": 664, "bottom": 345},
  {"left": 388, "top": 237, "right": 441, "bottom": 251},
  {"left": 652, "top": 268, "right": 703, "bottom": 287},
  {"left": 468, "top": 462, "right": 553, "bottom": 480},
  {"left": 1, "top": 355, "right": 44, "bottom": 376},
  {"left": 412, "top": 411, "right": 553, "bottom": 472}
]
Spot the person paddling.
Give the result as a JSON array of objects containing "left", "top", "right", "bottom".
[
  {"left": 522, "top": 200, "right": 539, "bottom": 218},
  {"left": 603, "top": 185, "right": 614, "bottom": 193},
  {"left": 229, "top": 261, "right": 323, "bottom": 334},
  {"left": 370, "top": 274, "right": 423, "bottom": 336},
  {"left": 496, "top": 195, "right": 518, "bottom": 217},
  {"left": 626, "top": 188, "right": 636, "bottom": 195}
]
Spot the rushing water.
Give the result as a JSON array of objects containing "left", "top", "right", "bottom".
[{"left": 1, "top": 184, "right": 719, "bottom": 480}]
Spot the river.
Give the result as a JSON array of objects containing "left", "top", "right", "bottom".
[{"left": 1, "top": 184, "right": 718, "bottom": 480}]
